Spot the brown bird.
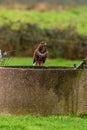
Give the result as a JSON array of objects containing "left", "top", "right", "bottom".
[{"left": 33, "top": 41, "right": 48, "bottom": 66}]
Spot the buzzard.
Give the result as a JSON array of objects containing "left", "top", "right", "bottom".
[{"left": 33, "top": 41, "right": 48, "bottom": 66}]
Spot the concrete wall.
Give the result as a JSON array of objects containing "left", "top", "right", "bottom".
[{"left": 0, "top": 67, "right": 87, "bottom": 115}]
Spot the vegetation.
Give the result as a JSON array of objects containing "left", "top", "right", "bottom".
[
  {"left": 0, "top": 7, "right": 87, "bottom": 59},
  {"left": 0, "top": 114, "right": 87, "bottom": 130},
  {"left": 0, "top": 7, "right": 87, "bottom": 34},
  {"left": 0, "top": 0, "right": 87, "bottom": 4},
  {"left": 0, "top": 57, "right": 81, "bottom": 67}
]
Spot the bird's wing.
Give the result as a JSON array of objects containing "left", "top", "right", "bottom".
[
  {"left": 43, "top": 58, "right": 46, "bottom": 63},
  {"left": 33, "top": 58, "right": 36, "bottom": 63}
]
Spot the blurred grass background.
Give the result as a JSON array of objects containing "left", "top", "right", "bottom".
[
  {"left": 0, "top": 7, "right": 87, "bottom": 60},
  {"left": 0, "top": 0, "right": 87, "bottom": 33},
  {"left": 0, "top": 6, "right": 87, "bottom": 34}
]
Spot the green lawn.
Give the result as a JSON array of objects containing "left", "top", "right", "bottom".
[
  {"left": 0, "top": 57, "right": 81, "bottom": 67},
  {"left": 0, "top": 6, "right": 87, "bottom": 34},
  {"left": 0, "top": 115, "right": 87, "bottom": 130}
]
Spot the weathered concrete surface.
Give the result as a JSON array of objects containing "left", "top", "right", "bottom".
[
  {"left": 77, "top": 70, "right": 87, "bottom": 115},
  {"left": 0, "top": 67, "right": 87, "bottom": 115}
]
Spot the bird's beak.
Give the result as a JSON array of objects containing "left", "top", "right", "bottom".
[{"left": 44, "top": 43, "right": 47, "bottom": 46}]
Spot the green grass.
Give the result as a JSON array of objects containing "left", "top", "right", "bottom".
[
  {"left": 0, "top": 57, "right": 81, "bottom": 67},
  {"left": 0, "top": 6, "right": 87, "bottom": 34},
  {"left": 0, "top": 115, "right": 87, "bottom": 130}
]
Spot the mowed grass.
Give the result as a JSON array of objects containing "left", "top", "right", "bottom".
[
  {"left": 0, "top": 114, "right": 87, "bottom": 130},
  {"left": 0, "top": 57, "right": 81, "bottom": 67},
  {"left": 0, "top": 6, "right": 87, "bottom": 34}
]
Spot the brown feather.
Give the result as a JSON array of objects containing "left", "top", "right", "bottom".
[{"left": 33, "top": 42, "right": 48, "bottom": 66}]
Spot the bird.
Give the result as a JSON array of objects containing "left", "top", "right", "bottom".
[{"left": 33, "top": 41, "right": 48, "bottom": 66}]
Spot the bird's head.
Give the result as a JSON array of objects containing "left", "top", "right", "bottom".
[
  {"left": 40, "top": 41, "right": 47, "bottom": 46},
  {"left": 38, "top": 41, "right": 47, "bottom": 52}
]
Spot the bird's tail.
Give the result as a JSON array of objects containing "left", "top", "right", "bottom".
[{"left": 33, "top": 59, "right": 35, "bottom": 63}]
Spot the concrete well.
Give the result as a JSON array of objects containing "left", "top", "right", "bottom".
[{"left": 0, "top": 66, "right": 87, "bottom": 115}]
